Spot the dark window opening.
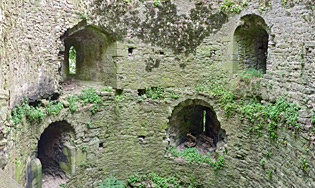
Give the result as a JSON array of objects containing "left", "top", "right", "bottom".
[
  {"left": 99, "top": 143, "right": 104, "bottom": 148},
  {"left": 168, "top": 100, "right": 226, "bottom": 153},
  {"left": 115, "top": 89, "right": 123, "bottom": 96},
  {"left": 138, "top": 136, "right": 146, "bottom": 142},
  {"left": 234, "top": 15, "right": 269, "bottom": 74},
  {"left": 137, "top": 89, "right": 146, "bottom": 96},
  {"left": 128, "top": 48, "right": 134, "bottom": 56}
]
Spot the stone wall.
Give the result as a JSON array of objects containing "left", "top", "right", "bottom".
[
  {"left": 5, "top": 88, "right": 315, "bottom": 187},
  {"left": 0, "top": 0, "right": 314, "bottom": 187}
]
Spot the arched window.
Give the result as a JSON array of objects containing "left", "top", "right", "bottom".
[
  {"left": 168, "top": 99, "right": 226, "bottom": 153},
  {"left": 234, "top": 15, "right": 269, "bottom": 73}
]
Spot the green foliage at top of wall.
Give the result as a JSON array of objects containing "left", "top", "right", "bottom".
[
  {"left": 196, "top": 70, "right": 301, "bottom": 140},
  {"left": 220, "top": 0, "right": 248, "bottom": 14},
  {"left": 167, "top": 146, "right": 225, "bottom": 173},
  {"left": 10, "top": 88, "right": 105, "bottom": 125},
  {"left": 79, "top": 88, "right": 102, "bottom": 105}
]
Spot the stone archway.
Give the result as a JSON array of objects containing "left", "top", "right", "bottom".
[
  {"left": 168, "top": 99, "right": 226, "bottom": 153},
  {"left": 233, "top": 14, "right": 269, "bottom": 73},
  {"left": 36, "top": 121, "right": 76, "bottom": 188}
]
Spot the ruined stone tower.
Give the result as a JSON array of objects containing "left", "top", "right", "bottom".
[{"left": 0, "top": 0, "right": 314, "bottom": 187}]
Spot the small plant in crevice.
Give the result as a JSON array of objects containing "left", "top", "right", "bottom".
[
  {"left": 299, "top": 157, "right": 309, "bottom": 172},
  {"left": 260, "top": 158, "right": 265, "bottom": 168},
  {"left": 138, "top": 95, "right": 146, "bottom": 102},
  {"left": 82, "top": 145, "right": 88, "bottom": 152},
  {"left": 153, "top": 0, "right": 162, "bottom": 7},
  {"left": 59, "top": 183, "right": 67, "bottom": 188},
  {"left": 145, "top": 88, "right": 165, "bottom": 99},
  {"left": 169, "top": 91, "right": 180, "bottom": 99},
  {"left": 114, "top": 95, "right": 124, "bottom": 117},
  {"left": 281, "top": 0, "right": 287, "bottom": 6},
  {"left": 102, "top": 86, "right": 113, "bottom": 92},
  {"left": 268, "top": 169, "right": 272, "bottom": 179}
]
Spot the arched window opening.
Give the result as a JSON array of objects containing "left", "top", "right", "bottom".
[
  {"left": 234, "top": 15, "right": 269, "bottom": 73},
  {"left": 37, "top": 121, "right": 75, "bottom": 187},
  {"left": 168, "top": 100, "right": 226, "bottom": 153},
  {"left": 62, "top": 26, "right": 117, "bottom": 87},
  {"left": 68, "top": 46, "right": 76, "bottom": 75}
]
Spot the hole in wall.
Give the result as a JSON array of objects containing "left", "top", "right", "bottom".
[
  {"left": 168, "top": 99, "right": 226, "bottom": 154},
  {"left": 99, "top": 143, "right": 104, "bottom": 148},
  {"left": 159, "top": 51, "right": 165, "bottom": 55},
  {"left": 128, "top": 48, "right": 134, "bottom": 56},
  {"left": 138, "top": 136, "right": 146, "bottom": 142},
  {"left": 137, "top": 89, "right": 146, "bottom": 96},
  {"left": 115, "top": 89, "right": 123, "bottom": 95}
]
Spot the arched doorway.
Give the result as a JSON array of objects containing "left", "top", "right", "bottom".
[
  {"left": 168, "top": 99, "right": 226, "bottom": 153},
  {"left": 233, "top": 14, "right": 269, "bottom": 73},
  {"left": 37, "top": 121, "right": 75, "bottom": 188}
]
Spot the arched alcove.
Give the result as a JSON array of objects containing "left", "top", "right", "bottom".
[
  {"left": 63, "top": 25, "right": 117, "bottom": 87},
  {"left": 233, "top": 14, "right": 269, "bottom": 73},
  {"left": 37, "top": 121, "right": 75, "bottom": 187},
  {"left": 168, "top": 99, "right": 226, "bottom": 153}
]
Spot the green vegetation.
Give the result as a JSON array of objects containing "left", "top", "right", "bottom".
[
  {"left": 59, "top": 184, "right": 67, "bottom": 188},
  {"left": 239, "top": 68, "right": 263, "bottom": 79},
  {"left": 45, "top": 100, "right": 64, "bottom": 116},
  {"left": 153, "top": 0, "right": 161, "bottom": 7},
  {"left": 127, "top": 173, "right": 190, "bottom": 188},
  {"left": 220, "top": 0, "right": 248, "bottom": 14},
  {"left": 167, "top": 146, "right": 225, "bottom": 173},
  {"left": 169, "top": 91, "right": 180, "bottom": 99},
  {"left": 145, "top": 88, "right": 165, "bottom": 99},
  {"left": 281, "top": 0, "right": 287, "bottom": 6},
  {"left": 102, "top": 86, "right": 114, "bottom": 92},
  {"left": 268, "top": 169, "right": 272, "bottom": 179},
  {"left": 196, "top": 69, "right": 301, "bottom": 140},
  {"left": 67, "top": 95, "right": 79, "bottom": 113},
  {"left": 260, "top": 158, "right": 265, "bottom": 168},
  {"left": 79, "top": 88, "right": 103, "bottom": 114},
  {"left": 99, "top": 176, "right": 126, "bottom": 188},
  {"left": 11, "top": 88, "right": 105, "bottom": 125},
  {"left": 299, "top": 157, "right": 309, "bottom": 172}
]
